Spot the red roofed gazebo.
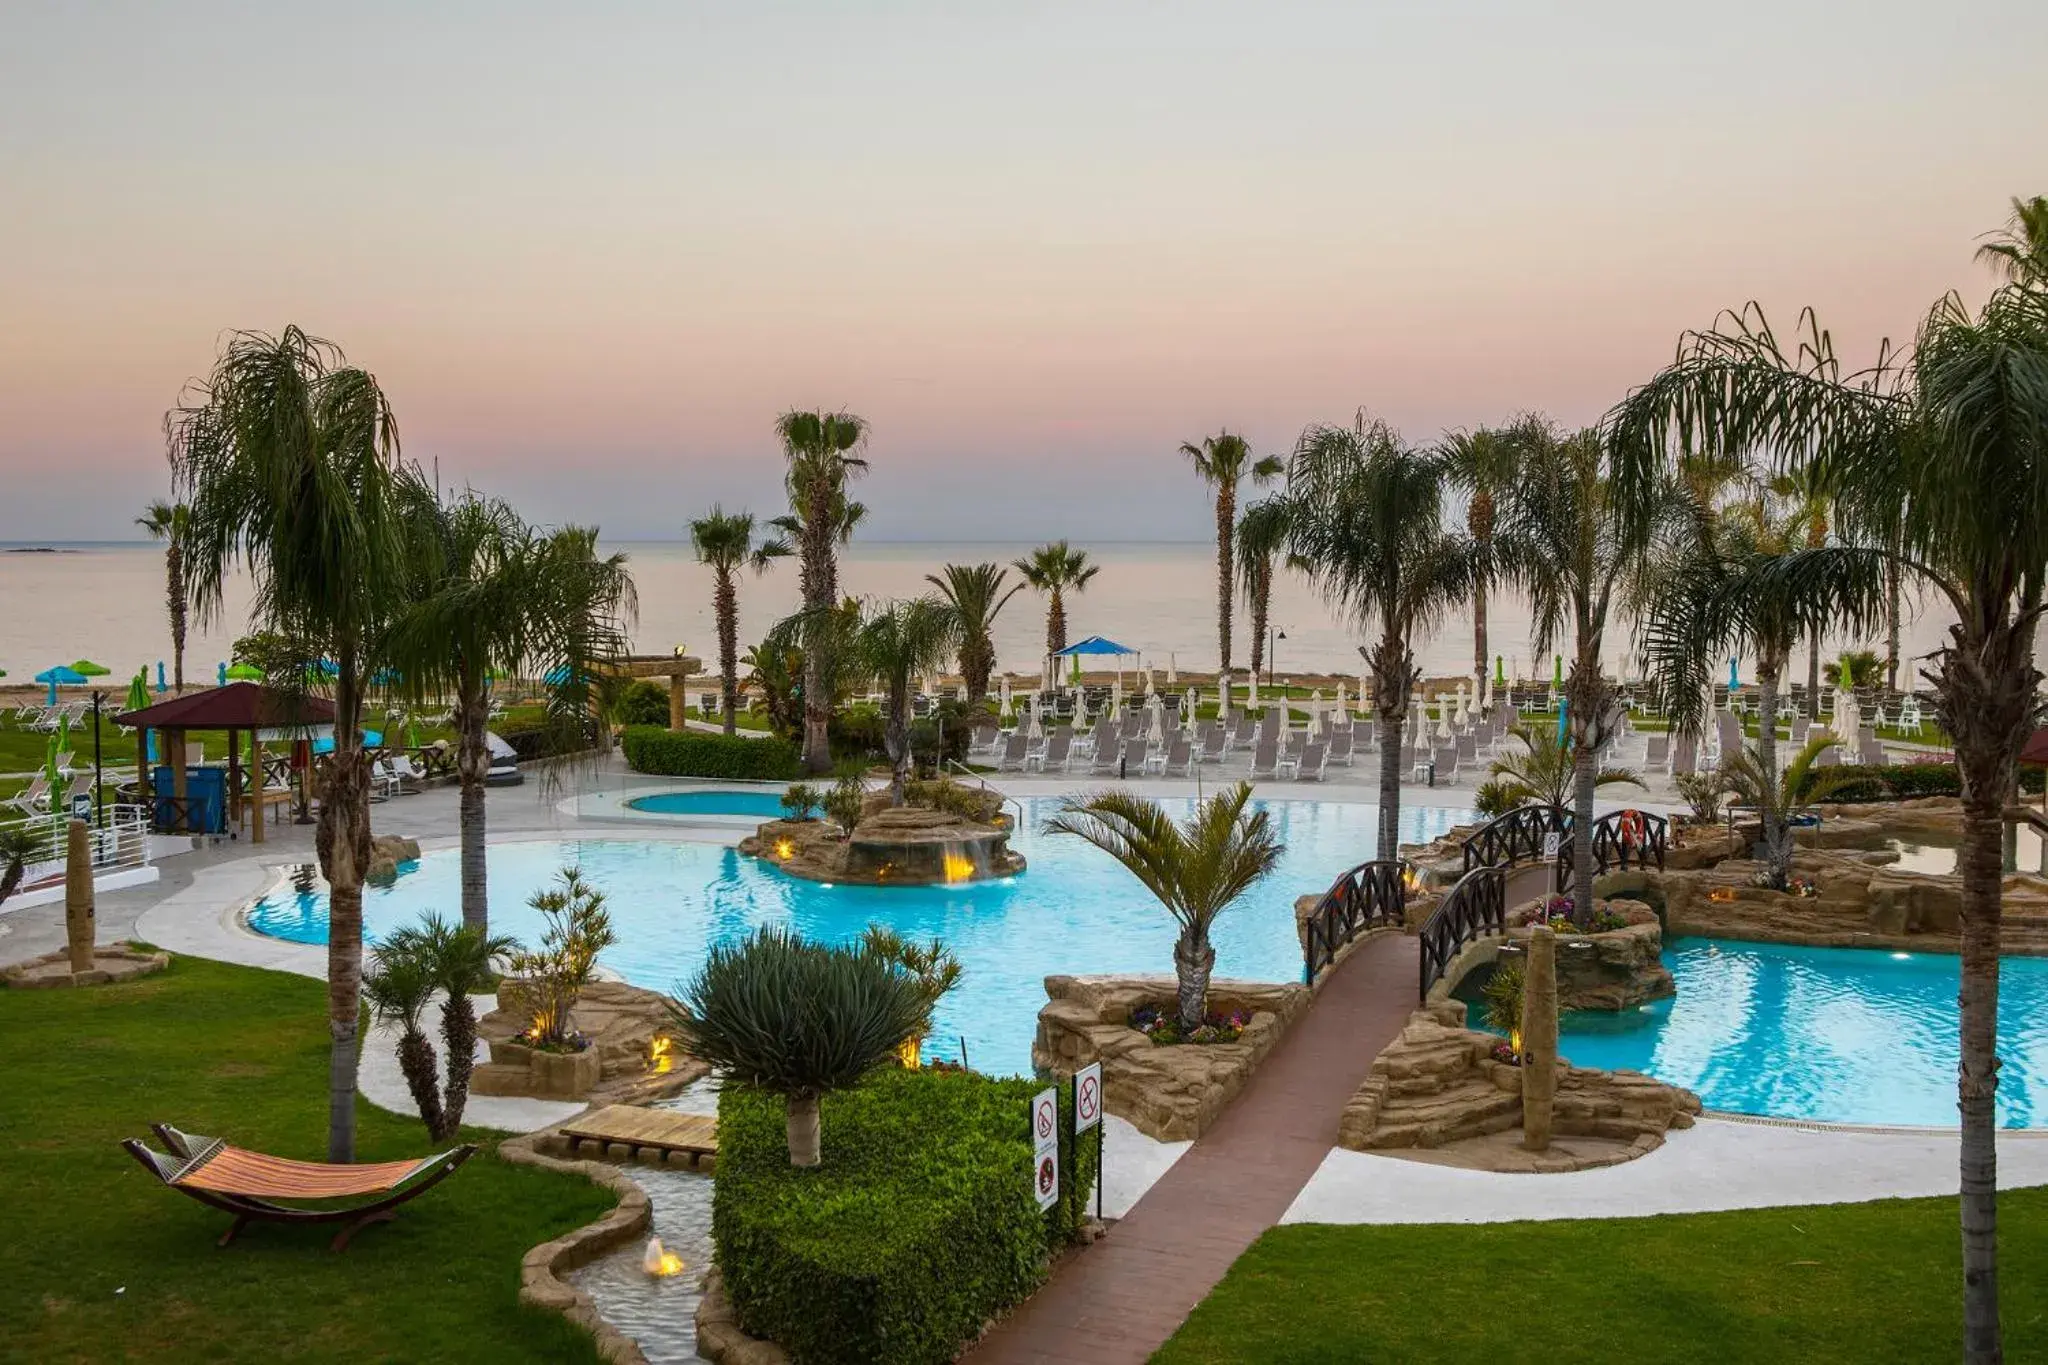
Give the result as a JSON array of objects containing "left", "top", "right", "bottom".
[{"left": 115, "top": 683, "right": 335, "bottom": 841}]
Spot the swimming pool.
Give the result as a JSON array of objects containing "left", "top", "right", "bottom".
[
  {"left": 246, "top": 796, "right": 1473, "bottom": 1077},
  {"left": 625, "top": 789, "right": 791, "bottom": 819},
  {"left": 1470, "top": 937, "right": 2048, "bottom": 1128}
]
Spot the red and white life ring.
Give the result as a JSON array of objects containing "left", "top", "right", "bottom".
[{"left": 1618, "top": 808, "right": 1647, "bottom": 849}]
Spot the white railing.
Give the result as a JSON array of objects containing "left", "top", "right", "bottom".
[{"left": 7, "top": 803, "right": 154, "bottom": 892}]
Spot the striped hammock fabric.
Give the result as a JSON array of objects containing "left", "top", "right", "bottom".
[{"left": 172, "top": 1140, "right": 453, "bottom": 1200}]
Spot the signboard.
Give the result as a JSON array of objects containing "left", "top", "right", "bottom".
[
  {"left": 1073, "top": 1063, "right": 1103, "bottom": 1135},
  {"left": 1542, "top": 832, "right": 1562, "bottom": 860},
  {"left": 1034, "top": 1143, "right": 1060, "bottom": 1210},
  {"left": 1030, "top": 1087, "right": 1058, "bottom": 1154},
  {"left": 70, "top": 793, "right": 93, "bottom": 821}
]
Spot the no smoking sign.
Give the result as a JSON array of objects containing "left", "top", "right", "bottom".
[{"left": 1073, "top": 1062, "right": 1103, "bottom": 1134}]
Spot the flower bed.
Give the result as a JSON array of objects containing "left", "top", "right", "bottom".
[{"left": 1129, "top": 1003, "right": 1252, "bottom": 1046}]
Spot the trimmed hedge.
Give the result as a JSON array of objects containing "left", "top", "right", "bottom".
[
  {"left": 714, "top": 1067, "right": 1100, "bottom": 1365},
  {"left": 619, "top": 725, "right": 800, "bottom": 780},
  {"left": 1793, "top": 761, "right": 2047, "bottom": 805},
  {"left": 613, "top": 679, "right": 670, "bottom": 727}
]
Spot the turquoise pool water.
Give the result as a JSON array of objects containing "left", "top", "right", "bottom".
[
  {"left": 626, "top": 789, "right": 790, "bottom": 818},
  {"left": 1469, "top": 938, "right": 2048, "bottom": 1128},
  {"left": 247, "top": 796, "right": 1470, "bottom": 1077}
]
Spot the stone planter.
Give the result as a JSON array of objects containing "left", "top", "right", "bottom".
[
  {"left": 1032, "top": 974, "right": 1309, "bottom": 1142},
  {"left": 475, "top": 980, "right": 700, "bottom": 1101}
]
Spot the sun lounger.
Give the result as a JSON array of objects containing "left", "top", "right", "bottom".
[
  {"left": 1088, "top": 734, "right": 1121, "bottom": 776},
  {"left": 1248, "top": 736, "right": 1279, "bottom": 780},
  {"left": 996, "top": 732, "right": 1029, "bottom": 773},
  {"left": 1293, "top": 740, "right": 1327, "bottom": 782},
  {"left": 124, "top": 1123, "right": 475, "bottom": 1251},
  {"left": 1161, "top": 735, "right": 1192, "bottom": 778},
  {"left": 1026, "top": 728, "right": 1072, "bottom": 773},
  {"left": 1432, "top": 744, "right": 1459, "bottom": 783},
  {"left": 1671, "top": 734, "right": 1699, "bottom": 777},
  {"left": 1197, "top": 722, "right": 1226, "bottom": 765},
  {"left": 1644, "top": 734, "right": 1669, "bottom": 770},
  {"left": 1327, "top": 728, "right": 1353, "bottom": 767},
  {"left": 3, "top": 773, "right": 52, "bottom": 816},
  {"left": 1122, "top": 736, "right": 1150, "bottom": 776}
]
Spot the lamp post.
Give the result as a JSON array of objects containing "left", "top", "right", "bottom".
[{"left": 91, "top": 689, "right": 105, "bottom": 827}]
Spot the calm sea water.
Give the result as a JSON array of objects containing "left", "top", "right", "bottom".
[{"left": 0, "top": 539, "right": 1958, "bottom": 684}]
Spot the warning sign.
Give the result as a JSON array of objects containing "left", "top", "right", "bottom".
[
  {"left": 1031, "top": 1087, "right": 1058, "bottom": 1154},
  {"left": 1035, "top": 1145, "right": 1059, "bottom": 1210},
  {"left": 1074, "top": 1063, "right": 1103, "bottom": 1134},
  {"left": 1542, "top": 831, "right": 1562, "bottom": 860}
]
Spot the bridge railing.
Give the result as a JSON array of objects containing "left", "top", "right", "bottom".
[
  {"left": 1552, "top": 808, "right": 1669, "bottom": 890},
  {"left": 1417, "top": 863, "right": 1507, "bottom": 1002},
  {"left": 1460, "top": 803, "right": 1572, "bottom": 875},
  {"left": 1302, "top": 859, "right": 1408, "bottom": 986}
]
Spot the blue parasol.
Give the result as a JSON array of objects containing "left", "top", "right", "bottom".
[
  {"left": 1051, "top": 636, "right": 1137, "bottom": 657},
  {"left": 35, "top": 664, "right": 88, "bottom": 705}
]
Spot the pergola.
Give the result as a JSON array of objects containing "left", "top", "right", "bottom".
[
  {"left": 605, "top": 654, "right": 703, "bottom": 730},
  {"left": 114, "top": 683, "right": 336, "bottom": 842}
]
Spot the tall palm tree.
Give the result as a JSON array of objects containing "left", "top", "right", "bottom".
[
  {"left": 1235, "top": 497, "right": 1290, "bottom": 680},
  {"left": 386, "top": 492, "right": 634, "bottom": 931},
  {"left": 1976, "top": 194, "right": 2048, "bottom": 286},
  {"left": 1179, "top": 431, "right": 1283, "bottom": 676},
  {"left": 1610, "top": 267, "right": 2048, "bottom": 1361},
  {"left": 925, "top": 563, "right": 1021, "bottom": 705},
  {"left": 1484, "top": 722, "right": 1644, "bottom": 811},
  {"left": 1013, "top": 541, "right": 1099, "bottom": 660},
  {"left": 1280, "top": 413, "right": 1477, "bottom": 861},
  {"left": 169, "top": 326, "right": 411, "bottom": 1162},
  {"left": 135, "top": 500, "right": 190, "bottom": 692},
  {"left": 1708, "top": 733, "right": 1869, "bottom": 890},
  {"left": 774, "top": 410, "right": 869, "bottom": 773},
  {"left": 1044, "top": 782, "right": 1282, "bottom": 1032},
  {"left": 690, "top": 507, "right": 789, "bottom": 734},
  {"left": 1440, "top": 423, "right": 1529, "bottom": 689},
  {"left": 853, "top": 597, "right": 961, "bottom": 805},
  {"left": 1493, "top": 419, "right": 1682, "bottom": 923}
]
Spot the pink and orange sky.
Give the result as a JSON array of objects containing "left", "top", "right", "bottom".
[{"left": 2, "top": 1, "right": 2042, "bottom": 542}]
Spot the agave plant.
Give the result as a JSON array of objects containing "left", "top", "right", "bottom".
[
  {"left": 1484, "top": 723, "right": 1644, "bottom": 811},
  {"left": 1044, "top": 782, "right": 1282, "bottom": 1033},
  {"left": 668, "top": 926, "right": 930, "bottom": 1166},
  {"left": 1709, "top": 733, "right": 1874, "bottom": 890}
]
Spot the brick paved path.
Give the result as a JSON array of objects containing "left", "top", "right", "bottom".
[{"left": 967, "top": 932, "right": 1419, "bottom": 1364}]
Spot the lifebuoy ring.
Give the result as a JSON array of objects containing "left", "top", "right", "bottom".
[{"left": 1618, "top": 809, "right": 1647, "bottom": 849}]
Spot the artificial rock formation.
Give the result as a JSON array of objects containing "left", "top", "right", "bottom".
[
  {"left": 476, "top": 980, "right": 704, "bottom": 1102},
  {"left": 1492, "top": 900, "right": 1675, "bottom": 1012},
  {"left": 739, "top": 807, "right": 1023, "bottom": 887},
  {"left": 1032, "top": 974, "right": 1310, "bottom": 1142},
  {"left": 1338, "top": 1005, "right": 1699, "bottom": 1171},
  {"left": 365, "top": 833, "right": 423, "bottom": 884}
]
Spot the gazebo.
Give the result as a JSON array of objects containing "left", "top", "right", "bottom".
[
  {"left": 604, "top": 654, "right": 704, "bottom": 730},
  {"left": 114, "top": 683, "right": 335, "bottom": 842}
]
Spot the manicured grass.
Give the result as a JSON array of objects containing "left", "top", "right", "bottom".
[
  {"left": 1153, "top": 1196, "right": 2048, "bottom": 1364},
  {"left": 0, "top": 955, "right": 615, "bottom": 1363}
]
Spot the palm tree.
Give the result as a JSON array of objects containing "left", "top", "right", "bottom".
[
  {"left": 691, "top": 507, "right": 789, "bottom": 734},
  {"left": 1709, "top": 734, "right": 1869, "bottom": 890},
  {"left": 1492, "top": 419, "right": 1682, "bottom": 923},
  {"left": 1278, "top": 413, "right": 1477, "bottom": 861},
  {"left": 1013, "top": 541, "right": 1099, "bottom": 659},
  {"left": 743, "top": 637, "right": 804, "bottom": 738},
  {"left": 853, "top": 597, "right": 961, "bottom": 805},
  {"left": 1440, "top": 423, "right": 1529, "bottom": 688},
  {"left": 363, "top": 915, "right": 517, "bottom": 1141},
  {"left": 1044, "top": 782, "right": 1281, "bottom": 1032},
  {"left": 668, "top": 926, "right": 931, "bottom": 1167},
  {"left": 169, "top": 325, "right": 412, "bottom": 1161},
  {"left": 1235, "top": 498, "right": 1290, "bottom": 680},
  {"left": 1484, "top": 723, "right": 1644, "bottom": 811},
  {"left": 136, "top": 500, "right": 190, "bottom": 692},
  {"left": 1609, "top": 265, "right": 2048, "bottom": 1360},
  {"left": 774, "top": 410, "right": 869, "bottom": 773},
  {"left": 361, "top": 946, "right": 445, "bottom": 1139},
  {"left": 0, "top": 824, "right": 36, "bottom": 907},
  {"left": 1976, "top": 194, "right": 2048, "bottom": 286},
  {"left": 1639, "top": 479, "right": 1883, "bottom": 870},
  {"left": 1179, "top": 431, "right": 1283, "bottom": 676},
  {"left": 386, "top": 493, "right": 634, "bottom": 931},
  {"left": 925, "top": 562, "right": 1022, "bottom": 705}
]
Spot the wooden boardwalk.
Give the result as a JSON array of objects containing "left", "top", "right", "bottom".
[
  {"left": 967, "top": 932, "right": 1419, "bottom": 1365},
  {"left": 557, "top": 1105, "right": 718, "bottom": 1165}
]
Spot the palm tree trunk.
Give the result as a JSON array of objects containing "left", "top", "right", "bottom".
[
  {"left": 1565, "top": 656, "right": 1602, "bottom": 923},
  {"left": 1473, "top": 575, "right": 1489, "bottom": 692},
  {"left": 394, "top": 1027, "right": 445, "bottom": 1140},
  {"left": 1172, "top": 930, "right": 1215, "bottom": 1034},
  {"left": 1216, "top": 490, "right": 1235, "bottom": 675},
  {"left": 455, "top": 685, "right": 490, "bottom": 932},
  {"left": 801, "top": 490, "right": 834, "bottom": 774},
  {"left": 1369, "top": 635, "right": 1409, "bottom": 862},
  {"left": 166, "top": 542, "right": 186, "bottom": 692},
  {"left": 716, "top": 568, "right": 739, "bottom": 736},
  {"left": 1248, "top": 564, "right": 1269, "bottom": 677},
  {"left": 318, "top": 668, "right": 374, "bottom": 1163},
  {"left": 1884, "top": 556, "right": 1902, "bottom": 691},
  {"left": 1957, "top": 785, "right": 2005, "bottom": 1363},
  {"left": 886, "top": 681, "right": 909, "bottom": 806},
  {"left": 439, "top": 995, "right": 479, "bottom": 1140},
  {"left": 1048, "top": 588, "right": 1067, "bottom": 657},
  {"left": 1806, "top": 632, "right": 1822, "bottom": 719},
  {"left": 1757, "top": 658, "right": 1789, "bottom": 886},
  {"left": 786, "top": 1091, "right": 822, "bottom": 1167}
]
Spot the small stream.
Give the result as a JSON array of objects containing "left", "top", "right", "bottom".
[{"left": 567, "top": 1081, "right": 721, "bottom": 1364}]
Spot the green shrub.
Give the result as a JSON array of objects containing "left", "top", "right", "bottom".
[
  {"left": 780, "top": 782, "right": 822, "bottom": 821},
  {"left": 619, "top": 726, "right": 800, "bottom": 780},
  {"left": 613, "top": 680, "right": 670, "bottom": 727},
  {"left": 1789, "top": 761, "right": 2042, "bottom": 805},
  {"left": 825, "top": 774, "right": 867, "bottom": 832},
  {"left": 1472, "top": 780, "right": 1518, "bottom": 819},
  {"left": 1673, "top": 771, "right": 1726, "bottom": 823},
  {"left": 714, "top": 1067, "right": 1100, "bottom": 1365}
]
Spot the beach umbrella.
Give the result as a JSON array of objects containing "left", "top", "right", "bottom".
[
  {"left": 1495, "top": 655, "right": 1506, "bottom": 686},
  {"left": 405, "top": 716, "right": 422, "bottom": 751},
  {"left": 1557, "top": 695, "right": 1569, "bottom": 747},
  {"left": 1552, "top": 654, "right": 1564, "bottom": 688},
  {"left": 225, "top": 663, "right": 263, "bottom": 681},
  {"left": 71, "top": 659, "right": 110, "bottom": 677},
  {"left": 125, "top": 669, "right": 149, "bottom": 711},
  {"left": 36, "top": 664, "right": 88, "bottom": 705},
  {"left": 156, "top": 661, "right": 167, "bottom": 692},
  {"left": 999, "top": 675, "right": 1012, "bottom": 712},
  {"left": 1167, "top": 654, "right": 1178, "bottom": 685},
  {"left": 1185, "top": 687, "right": 1196, "bottom": 718},
  {"left": 1111, "top": 676, "right": 1123, "bottom": 711},
  {"left": 1026, "top": 708, "right": 1043, "bottom": 742},
  {"left": 1728, "top": 657, "right": 1740, "bottom": 691},
  {"left": 1334, "top": 681, "right": 1345, "bottom": 716},
  {"left": 218, "top": 661, "right": 228, "bottom": 685},
  {"left": 1247, "top": 674, "right": 1260, "bottom": 707},
  {"left": 1217, "top": 670, "right": 1231, "bottom": 718}
]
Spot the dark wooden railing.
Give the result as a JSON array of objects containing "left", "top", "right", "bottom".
[
  {"left": 1417, "top": 864, "right": 1507, "bottom": 1002},
  {"left": 1302, "top": 859, "right": 1408, "bottom": 986},
  {"left": 1460, "top": 803, "right": 1572, "bottom": 875},
  {"left": 1552, "top": 808, "right": 1669, "bottom": 891}
]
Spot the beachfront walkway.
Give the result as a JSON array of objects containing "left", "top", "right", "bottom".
[{"left": 967, "top": 932, "right": 1420, "bottom": 1365}]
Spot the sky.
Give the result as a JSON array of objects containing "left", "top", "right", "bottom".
[{"left": 2, "top": 0, "right": 2044, "bottom": 542}]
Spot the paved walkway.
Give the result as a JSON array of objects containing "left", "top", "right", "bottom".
[{"left": 967, "top": 932, "right": 1420, "bottom": 1365}]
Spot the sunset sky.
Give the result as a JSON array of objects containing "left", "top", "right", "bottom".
[{"left": 3, "top": 1, "right": 2042, "bottom": 542}]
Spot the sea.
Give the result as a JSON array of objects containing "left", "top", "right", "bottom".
[{"left": 0, "top": 540, "right": 1965, "bottom": 689}]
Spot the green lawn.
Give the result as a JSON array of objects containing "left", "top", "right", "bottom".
[
  {"left": 0, "top": 955, "right": 614, "bottom": 1363},
  {"left": 1153, "top": 1197, "right": 2048, "bottom": 1364}
]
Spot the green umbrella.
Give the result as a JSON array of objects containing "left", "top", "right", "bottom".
[
  {"left": 125, "top": 668, "right": 150, "bottom": 712},
  {"left": 44, "top": 713, "right": 73, "bottom": 811},
  {"left": 71, "top": 659, "right": 111, "bottom": 677},
  {"left": 225, "top": 662, "right": 264, "bottom": 681},
  {"left": 405, "top": 716, "right": 422, "bottom": 751}
]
